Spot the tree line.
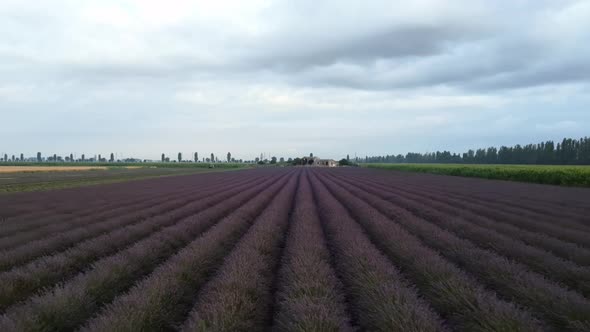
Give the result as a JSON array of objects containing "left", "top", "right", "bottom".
[{"left": 363, "top": 137, "right": 590, "bottom": 165}]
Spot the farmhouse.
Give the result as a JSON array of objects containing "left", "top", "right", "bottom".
[{"left": 300, "top": 156, "right": 338, "bottom": 167}]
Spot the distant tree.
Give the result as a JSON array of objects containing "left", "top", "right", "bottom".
[
  {"left": 11, "top": 155, "right": 15, "bottom": 162},
  {"left": 292, "top": 157, "right": 302, "bottom": 165},
  {"left": 287, "top": 157, "right": 293, "bottom": 163},
  {"left": 161, "top": 153, "right": 165, "bottom": 162},
  {"left": 178, "top": 152, "right": 182, "bottom": 163},
  {"left": 110, "top": 153, "right": 115, "bottom": 162},
  {"left": 211, "top": 153, "right": 215, "bottom": 163},
  {"left": 194, "top": 152, "right": 198, "bottom": 163},
  {"left": 227, "top": 152, "right": 231, "bottom": 163},
  {"left": 255, "top": 157, "right": 260, "bottom": 163},
  {"left": 339, "top": 158, "right": 350, "bottom": 166},
  {"left": 165, "top": 157, "right": 170, "bottom": 162},
  {"left": 20, "top": 153, "right": 24, "bottom": 161},
  {"left": 54, "top": 154, "right": 57, "bottom": 162},
  {"left": 270, "top": 156, "right": 277, "bottom": 164},
  {"left": 206, "top": 158, "right": 211, "bottom": 162},
  {"left": 81, "top": 154, "right": 85, "bottom": 162},
  {"left": 310, "top": 153, "right": 313, "bottom": 158},
  {"left": 347, "top": 154, "right": 350, "bottom": 162},
  {"left": 70, "top": 153, "right": 74, "bottom": 162},
  {"left": 279, "top": 157, "right": 285, "bottom": 163},
  {"left": 37, "top": 152, "right": 42, "bottom": 162},
  {"left": 362, "top": 136, "right": 590, "bottom": 165}
]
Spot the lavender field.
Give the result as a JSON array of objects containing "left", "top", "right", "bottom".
[{"left": 0, "top": 167, "right": 589, "bottom": 331}]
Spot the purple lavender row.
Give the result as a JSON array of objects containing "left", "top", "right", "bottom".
[
  {"left": 313, "top": 171, "right": 542, "bottom": 332},
  {"left": 271, "top": 171, "right": 353, "bottom": 332},
  {"left": 349, "top": 167, "right": 590, "bottom": 227},
  {"left": 341, "top": 171, "right": 590, "bottom": 266},
  {"left": 178, "top": 172, "right": 300, "bottom": 331},
  {"left": 1, "top": 170, "right": 238, "bottom": 222},
  {"left": 81, "top": 171, "right": 296, "bottom": 331},
  {"left": 0, "top": 172, "right": 270, "bottom": 311},
  {"left": 328, "top": 172, "right": 590, "bottom": 295},
  {"left": 0, "top": 173, "right": 261, "bottom": 249},
  {"left": 0, "top": 171, "right": 290, "bottom": 331},
  {"left": 0, "top": 175, "right": 265, "bottom": 271},
  {"left": 346, "top": 169, "right": 590, "bottom": 247},
  {"left": 322, "top": 173, "right": 589, "bottom": 331},
  {"left": 309, "top": 171, "right": 447, "bottom": 331},
  {"left": 353, "top": 167, "right": 590, "bottom": 215}
]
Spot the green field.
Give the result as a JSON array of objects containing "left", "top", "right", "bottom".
[
  {"left": 0, "top": 163, "right": 251, "bottom": 193},
  {"left": 0, "top": 161, "right": 247, "bottom": 169},
  {"left": 363, "top": 163, "right": 590, "bottom": 187}
]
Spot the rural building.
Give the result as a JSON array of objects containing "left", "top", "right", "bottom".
[{"left": 300, "top": 156, "right": 338, "bottom": 167}]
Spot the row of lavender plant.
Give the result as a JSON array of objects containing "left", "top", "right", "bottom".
[
  {"left": 178, "top": 172, "right": 300, "bottom": 331},
  {"left": 320, "top": 173, "right": 590, "bottom": 331},
  {"left": 351, "top": 170, "right": 590, "bottom": 247},
  {"left": 1, "top": 170, "right": 236, "bottom": 224},
  {"left": 355, "top": 167, "right": 590, "bottom": 216},
  {"left": 0, "top": 171, "right": 290, "bottom": 331},
  {"left": 80, "top": 171, "right": 297, "bottom": 331},
  {"left": 0, "top": 172, "right": 270, "bottom": 311},
  {"left": 0, "top": 181, "right": 206, "bottom": 239},
  {"left": 271, "top": 171, "right": 353, "bottom": 332},
  {"left": 328, "top": 172, "right": 590, "bottom": 295},
  {"left": 0, "top": 173, "right": 261, "bottom": 249},
  {"left": 341, "top": 172, "right": 590, "bottom": 266},
  {"left": 351, "top": 168, "right": 590, "bottom": 228},
  {"left": 0, "top": 175, "right": 264, "bottom": 271},
  {"left": 308, "top": 172, "right": 446, "bottom": 331},
  {"left": 312, "top": 171, "right": 542, "bottom": 331}
]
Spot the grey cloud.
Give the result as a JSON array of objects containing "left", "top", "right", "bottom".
[{"left": 245, "top": 22, "right": 486, "bottom": 71}]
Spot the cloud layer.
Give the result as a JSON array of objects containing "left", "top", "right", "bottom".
[{"left": 1, "top": 0, "right": 589, "bottom": 159}]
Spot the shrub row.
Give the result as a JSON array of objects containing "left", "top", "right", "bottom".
[
  {"left": 0, "top": 175, "right": 263, "bottom": 271},
  {"left": 81, "top": 172, "right": 295, "bottom": 331},
  {"left": 342, "top": 172, "right": 590, "bottom": 266},
  {"left": 0, "top": 172, "right": 289, "bottom": 331},
  {"left": 0, "top": 173, "right": 260, "bottom": 249},
  {"left": 322, "top": 174, "right": 590, "bottom": 331},
  {"left": 180, "top": 173, "right": 299, "bottom": 331},
  {"left": 313, "top": 172, "right": 542, "bottom": 332},
  {"left": 0, "top": 173, "right": 268, "bottom": 311},
  {"left": 272, "top": 171, "right": 353, "bottom": 332},
  {"left": 328, "top": 173, "right": 590, "bottom": 296},
  {"left": 309, "top": 172, "right": 446, "bottom": 331}
]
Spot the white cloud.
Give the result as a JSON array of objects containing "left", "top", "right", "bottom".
[{"left": 1, "top": 0, "right": 589, "bottom": 159}]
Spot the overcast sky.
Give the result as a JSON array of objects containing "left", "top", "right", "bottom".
[{"left": 1, "top": 0, "right": 589, "bottom": 160}]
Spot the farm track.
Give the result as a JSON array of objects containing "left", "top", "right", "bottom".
[{"left": 0, "top": 167, "right": 588, "bottom": 331}]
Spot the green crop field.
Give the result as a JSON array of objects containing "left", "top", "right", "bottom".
[{"left": 363, "top": 163, "right": 590, "bottom": 187}]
